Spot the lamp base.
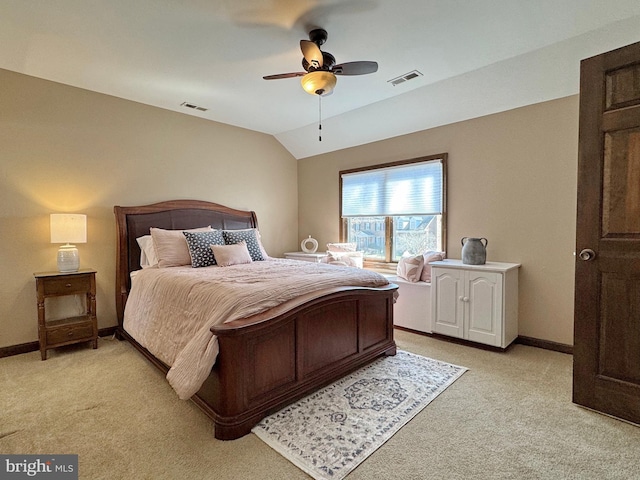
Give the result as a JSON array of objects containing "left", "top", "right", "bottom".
[{"left": 57, "top": 244, "right": 80, "bottom": 272}]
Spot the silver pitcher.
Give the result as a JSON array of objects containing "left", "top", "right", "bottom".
[{"left": 461, "top": 237, "right": 487, "bottom": 265}]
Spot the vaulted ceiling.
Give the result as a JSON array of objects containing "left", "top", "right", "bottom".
[{"left": 2, "top": 1, "right": 640, "bottom": 159}]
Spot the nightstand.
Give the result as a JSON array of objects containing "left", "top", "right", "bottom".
[
  {"left": 283, "top": 252, "right": 328, "bottom": 263},
  {"left": 34, "top": 269, "right": 98, "bottom": 360}
]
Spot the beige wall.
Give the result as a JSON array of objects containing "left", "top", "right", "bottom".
[
  {"left": 0, "top": 68, "right": 298, "bottom": 349},
  {"left": 0, "top": 66, "right": 579, "bottom": 349},
  {"left": 298, "top": 96, "right": 579, "bottom": 345}
]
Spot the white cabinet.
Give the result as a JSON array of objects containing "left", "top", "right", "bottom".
[{"left": 430, "top": 260, "right": 520, "bottom": 349}]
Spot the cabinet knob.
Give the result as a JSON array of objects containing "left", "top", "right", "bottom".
[{"left": 65, "top": 283, "right": 72, "bottom": 288}]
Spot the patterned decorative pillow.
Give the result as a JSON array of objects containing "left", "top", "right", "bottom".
[
  {"left": 150, "top": 226, "right": 212, "bottom": 268},
  {"left": 222, "top": 229, "right": 265, "bottom": 261},
  {"left": 210, "top": 241, "right": 253, "bottom": 267},
  {"left": 420, "top": 251, "right": 445, "bottom": 283},
  {"left": 238, "top": 228, "right": 270, "bottom": 259},
  {"left": 183, "top": 230, "right": 225, "bottom": 268},
  {"left": 396, "top": 254, "right": 425, "bottom": 282}
]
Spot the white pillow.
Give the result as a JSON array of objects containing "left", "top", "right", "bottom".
[
  {"left": 325, "top": 251, "right": 363, "bottom": 268},
  {"left": 396, "top": 254, "right": 425, "bottom": 282},
  {"left": 136, "top": 235, "right": 158, "bottom": 268},
  {"left": 326, "top": 242, "right": 357, "bottom": 253},
  {"left": 325, "top": 252, "right": 356, "bottom": 267}
]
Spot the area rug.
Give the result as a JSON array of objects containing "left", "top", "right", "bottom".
[{"left": 252, "top": 350, "right": 467, "bottom": 480}]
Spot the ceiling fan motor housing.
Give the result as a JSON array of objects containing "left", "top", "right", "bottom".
[
  {"left": 308, "top": 28, "right": 328, "bottom": 46},
  {"left": 302, "top": 52, "right": 335, "bottom": 73}
]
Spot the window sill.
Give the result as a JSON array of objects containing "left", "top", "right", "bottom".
[{"left": 363, "top": 262, "right": 397, "bottom": 276}]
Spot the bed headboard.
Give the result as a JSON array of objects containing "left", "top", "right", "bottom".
[{"left": 113, "top": 200, "right": 258, "bottom": 326}]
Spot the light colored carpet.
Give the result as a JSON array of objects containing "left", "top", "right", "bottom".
[
  {"left": 253, "top": 351, "right": 466, "bottom": 479},
  {"left": 1, "top": 331, "right": 639, "bottom": 479}
]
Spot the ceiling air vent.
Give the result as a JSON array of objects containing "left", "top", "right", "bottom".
[
  {"left": 180, "top": 102, "right": 208, "bottom": 112},
  {"left": 388, "top": 70, "right": 423, "bottom": 86}
]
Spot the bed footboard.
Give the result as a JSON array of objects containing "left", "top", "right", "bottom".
[{"left": 195, "top": 285, "right": 397, "bottom": 440}]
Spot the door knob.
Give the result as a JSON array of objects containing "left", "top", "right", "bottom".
[{"left": 579, "top": 249, "right": 596, "bottom": 261}]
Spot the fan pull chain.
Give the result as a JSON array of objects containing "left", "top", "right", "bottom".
[{"left": 318, "top": 94, "right": 322, "bottom": 142}]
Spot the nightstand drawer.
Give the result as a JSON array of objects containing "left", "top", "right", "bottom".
[
  {"left": 46, "top": 322, "right": 95, "bottom": 345},
  {"left": 42, "top": 274, "right": 90, "bottom": 296}
]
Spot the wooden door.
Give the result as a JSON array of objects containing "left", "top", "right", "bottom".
[{"left": 574, "top": 41, "right": 640, "bottom": 425}]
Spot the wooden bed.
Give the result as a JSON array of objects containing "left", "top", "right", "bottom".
[{"left": 114, "top": 200, "right": 398, "bottom": 440}]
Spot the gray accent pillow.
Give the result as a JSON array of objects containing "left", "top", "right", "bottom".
[{"left": 183, "top": 230, "right": 225, "bottom": 268}]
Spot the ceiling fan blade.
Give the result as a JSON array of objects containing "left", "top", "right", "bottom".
[
  {"left": 332, "top": 61, "right": 378, "bottom": 76},
  {"left": 263, "top": 72, "right": 306, "bottom": 80},
  {"left": 300, "top": 40, "right": 323, "bottom": 69}
]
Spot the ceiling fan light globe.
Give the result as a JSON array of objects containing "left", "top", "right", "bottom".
[{"left": 301, "top": 71, "right": 336, "bottom": 96}]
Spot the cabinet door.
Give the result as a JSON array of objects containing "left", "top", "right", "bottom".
[
  {"left": 432, "top": 268, "right": 464, "bottom": 338},
  {"left": 466, "top": 271, "right": 503, "bottom": 346}
]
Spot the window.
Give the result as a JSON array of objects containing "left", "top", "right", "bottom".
[{"left": 340, "top": 154, "right": 447, "bottom": 268}]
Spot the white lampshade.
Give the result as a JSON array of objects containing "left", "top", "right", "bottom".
[
  {"left": 50, "top": 214, "right": 87, "bottom": 244},
  {"left": 50, "top": 214, "right": 87, "bottom": 272},
  {"left": 301, "top": 71, "right": 337, "bottom": 96}
]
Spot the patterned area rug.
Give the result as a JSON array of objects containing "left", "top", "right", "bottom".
[{"left": 252, "top": 350, "right": 467, "bottom": 480}]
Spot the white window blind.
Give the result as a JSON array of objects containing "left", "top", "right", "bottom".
[{"left": 341, "top": 159, "right": 443, "bottom": 217}]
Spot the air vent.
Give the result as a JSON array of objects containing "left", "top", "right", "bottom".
[
  {"left": 180, "top": 102, "right": 208, "bottom": 112},
  {"left": 388, "top": 70, "right": 423, "bottom": 86}
]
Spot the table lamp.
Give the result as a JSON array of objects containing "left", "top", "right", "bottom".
[{"left": 50, "top": 214, "right": 87, "bottom": 272}]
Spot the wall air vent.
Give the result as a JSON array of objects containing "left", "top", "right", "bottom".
[
  {"left": 180, "top": 102, "right": 208, "bottom": 112},
  {"left": 388, "top": 70, "right": 423, "bottom": 86}
]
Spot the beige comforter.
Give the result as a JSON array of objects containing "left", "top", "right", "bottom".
[{"left": 123, "top": 259, "right": 390, "bottom": 399}]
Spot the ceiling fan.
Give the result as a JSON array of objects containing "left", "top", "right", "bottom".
[{"left": 263, "top": 28, "right": 378, "bottom": 96}]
